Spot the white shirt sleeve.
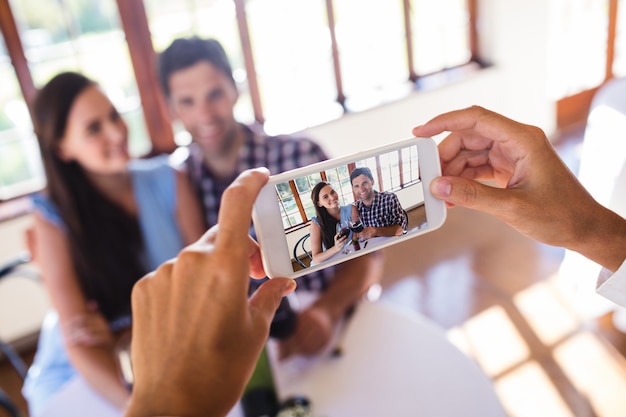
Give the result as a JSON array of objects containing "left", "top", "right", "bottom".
[{"left": 596, "top": 259, "right": 626, "bottom": 308}]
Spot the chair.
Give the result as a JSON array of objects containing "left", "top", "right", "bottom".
[
  {"left": 402, "top": 208, "right": 409, "bottom": 232},
  {"left": 0, "top": 251, "right": 33, "bottom": 417},
  {"left": 292, "top": 233, "right": 312, "bottom": 269}
]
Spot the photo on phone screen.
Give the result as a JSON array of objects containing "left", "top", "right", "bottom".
[
  {"left": 277, "top": 143, "right": 428, "bottom": 273},
  {"left": 253, "top": 137, "right": 446, "bottom": 279}
]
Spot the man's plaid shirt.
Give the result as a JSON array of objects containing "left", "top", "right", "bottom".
[
  {"left": 185, "top": 124, "right": 332, "bottom": 290},
  {"left": 355, "top": 191, "right": 407, "bottom": 231}
]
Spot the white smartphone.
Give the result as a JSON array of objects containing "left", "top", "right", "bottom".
[{"left": 252, "top": 136, "right": 447, "bottom": 279}]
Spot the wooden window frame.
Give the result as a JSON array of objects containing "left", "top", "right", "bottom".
[
  {"left": 0, "top": 0, "right": 481, "bottom": 210},
  {"left": 556, "top": 0, "right": 621, "bottom": 130}
]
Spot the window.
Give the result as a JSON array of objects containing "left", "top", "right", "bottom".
[
  {"left": 11, "top": 0, "right": 150, "bottom": 156},
  {"left": 276, "top": 147, "right": 421, "bottom": 231},
  {"left": 246, "top": 0, "right": 344, "bottom": 133},
  {"left": 0, "top": 0, "right": 479, "bottom": 209},
  {"left": 334, "top": 0, "right": 410, "bottom": 112},
  {"left": 410, "top": 0, "right": 473, "bottom": 76},
  {"left": 146, "top": 0, "right": 479, "bottom": 136},
  {"left": 324, "top": 166, "right": 354, "bottom": 207},
  {"left": 547, "top": 0, "right": 609, "bottom": 100},
  {"left": 364, "top": 146, "right": 421, "bottom": 193},
  {"left": 551, "top": 0, "right": 625, "bottom": 128},
  {"left": 0, "top": 29, "right": 43, "bottom": 201}
]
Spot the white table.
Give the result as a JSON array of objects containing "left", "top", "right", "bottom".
[
  {"left": 323, "top": 235, "right": 395, "bottom": 265},
  {"left": 36, "top": 376, "right": 122, "bottom": 417},
  {"left": 267, "top": 300, "right": 506, "bottom": 417},
  {"left": 37, "top": 301, "right": 505, "bottom": 417}
]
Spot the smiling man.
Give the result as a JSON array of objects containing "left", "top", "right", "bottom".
[
  {"left": 350, "top": 167, "right": 407, "bottom": 238},
  {"left": 157, "top": 37, "right": 381, "bottom": 360}
]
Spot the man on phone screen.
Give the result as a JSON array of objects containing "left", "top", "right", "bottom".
[
  {"left": 350, "top": 167, "right": 408, "bottom": 238},
  {"left": 158, "top": 36, "right": 381, "bottom": 359}
]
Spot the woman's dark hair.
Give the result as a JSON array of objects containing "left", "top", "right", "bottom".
[
  {"left": 33, "top": 72, "right": 145, "bottom": 322},
  {"left": 311, "top": 182, "right": 339, "bottom": 250}
]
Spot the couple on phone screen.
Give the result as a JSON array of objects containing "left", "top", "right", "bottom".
[{"left": 310, "top": 166, "right": 407, "bottom": 264}]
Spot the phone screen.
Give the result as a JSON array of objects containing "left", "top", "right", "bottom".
[{"left": 272, "top": 142, "right": 428, "bottom": 273}]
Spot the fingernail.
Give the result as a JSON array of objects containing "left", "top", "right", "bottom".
[
  {"left": 283, "top": 279, "right": 297, "bottom": 296},
  {"left": 254, "top": 167, "right": 270, "bottom": 175},
  {"left": 431, "top": 178, "right": 451, "bottom": 198}
]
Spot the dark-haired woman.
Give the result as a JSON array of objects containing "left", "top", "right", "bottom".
[
  {"left": 309, "top": 181, "right": 359, "bottom": 264},
  {"left": 22, "top": 72, "right": 205, "bottom": 414}
]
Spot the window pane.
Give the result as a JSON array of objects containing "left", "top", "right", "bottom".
[
  {"left": 335, "top": 0, "right": 410, "bottom": 111},
  {"left": 411, "top": 0, "right": 472, "bottom": 75},
  {"left": 0, "top": 32, "right": 44, "bottom": 200},
  {"left": 304, "top": 204, "right": 316, "bottom": 220},
  {"left": 340, "top": 178, "right": 353, "bottom": 203},
  {"left": 10, "top": 0, "right": 150, "bottom": 156},
  {"left": 276, "top": 182, "right": 292, "bottom": 199},
  {"left": 547, "top": 0, "right": 609, "bottom": 99},
  {"left": 402, "top": 145, "right": 420, "bottom": 184},
  {"left": 246, "top": 0, "right": 342, "bottom": 134}
]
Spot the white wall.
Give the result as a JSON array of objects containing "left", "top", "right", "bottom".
[
  {"left": 0, "top": 0, "right": 557, "bottom": 344},
  {"left": 0, "top": 212, "right": 49, "bottom": 347}
]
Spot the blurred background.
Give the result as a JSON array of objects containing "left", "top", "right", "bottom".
[{"left": 1, "top": 0, "right": 625, "bottom": 416}]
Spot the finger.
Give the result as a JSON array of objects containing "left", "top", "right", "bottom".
[
  {"left": 438, "top": 130, "right": 494, "bottom": 164},
  {"left": 413, "top": 106, "right": 512, "bottom": 139},
  {"left": 430, "top": 176, "right": 519, "bottom": 218},
  {"left": 442, "top": 148, "right": 491, "bottom": 177},
  {"left": 216, "top": 168, "right": 270, "bottom": 253},
  {"left": 65, "top": 315, "right": 87, "bottom": 329},
  {"left": 249, "top": 278, "right": 297, "bottom": 327},
  {"left": 412, "top": 106, "right": 488, "bottom": 137}
]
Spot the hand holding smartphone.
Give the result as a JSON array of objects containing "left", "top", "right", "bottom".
[{"left": 252, "top": 137, "right": 446, "bottom": 278}]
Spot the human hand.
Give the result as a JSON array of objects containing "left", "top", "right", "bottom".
[
  {"left": 125, "top": 168, "right": 297, "bottom": 417},
  {"left": 359, "top": 227, "right": 377, "bottom": 239},
  {"left": 333, "top": 231, "right": 348, "bottom": 248},
  {"left": 278, "top": 306, "right": 334, "bottom": 360},
  {"left": 64, "top": 301, "right": 114, "bottom": 348},
  {"left": 412, "top": 106, "right": 626, "bottom": 271}
]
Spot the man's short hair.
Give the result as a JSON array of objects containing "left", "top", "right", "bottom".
[
  {"left": 158, "top": 37, "right": 236, "bottom": 97},
  {"left": 350, "top": 167, "right": 374, "bottom": 184}
]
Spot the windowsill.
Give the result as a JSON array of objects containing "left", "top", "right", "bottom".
[
  {"left": 285, "top": 220, "right": 312, "bottom": 235},
  {"left": 0, "top": 195, "right": 34, "bottom": 223}
]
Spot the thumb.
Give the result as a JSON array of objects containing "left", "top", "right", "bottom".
[
  {"left": 430, "top": 176, "right": 506, "bottom": 215},
  {"left": 249, "top": 278, "right": 297, "bottom": 325}
]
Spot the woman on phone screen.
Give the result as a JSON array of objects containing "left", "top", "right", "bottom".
[
  {"left": 22, "top": 72, "right": 205, "bottom": 415},
  {"left": 309, "top": 181, "right": 359, "bottom": 264}
]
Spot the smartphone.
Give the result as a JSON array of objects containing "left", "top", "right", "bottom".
[{"left": 252, "top": 136, "right": 446, "bottom": 279}]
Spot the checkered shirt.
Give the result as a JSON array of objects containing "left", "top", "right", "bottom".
[
  {"left": 355, "top": 191, "right": 407, "bottom": 231},
  {"left": 185, "top": 124, "right": 333, "bottom": 290}
]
